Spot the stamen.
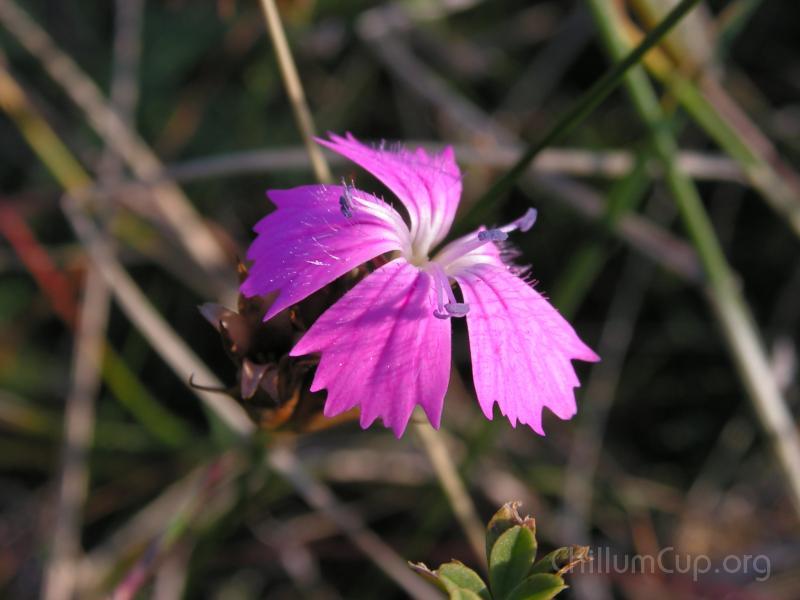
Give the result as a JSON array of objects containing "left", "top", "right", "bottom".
[
  {"left": 330, "top": 181, "right": 414, "bottom": 258},
  {"left": 444, "top": 302, "right": 469, "bottom": 316},
  {"left": 432, "top": 207, "right": 540, "bottom": 272},
  {"left": 430, "top": 264, "right": 469, "bottom": 319},
  {"left": 502, "top": 207, "right": 538, "bottom": 233},
  {"left": 339, "top": 178, "right": 355, "bottom": 218},
  {"left": 477, "top": 229, "right": 508, "bottom": 242},
  {"left": 339, "top": 196, "right": 353, "bottom": 218}
]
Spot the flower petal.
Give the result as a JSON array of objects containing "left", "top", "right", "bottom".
[
  {"left": 318, "top": 133, "right": 462, "bottom": 250},
  {"left": 241, "top": 184, "right": 408, "bottom": 321},
  {"left": 454, "top": 263, "right": 599, "bottom": 434},
  {"left": 290, "top": 259, "right": 451, "bottom": 437}
]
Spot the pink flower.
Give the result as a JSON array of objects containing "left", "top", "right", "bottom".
[{"left": 241, "top": 133, "right": 599, "bottom": 437}]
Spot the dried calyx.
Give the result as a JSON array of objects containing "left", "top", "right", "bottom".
[{"left": 198, "top": 261, "right": 367, "bottom": 432}]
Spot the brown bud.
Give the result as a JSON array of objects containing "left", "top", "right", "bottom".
[{"left": 200, "top": 260, "right": 373, "bottom": 434}]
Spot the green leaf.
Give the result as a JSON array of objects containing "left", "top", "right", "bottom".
[
  {"left": 102, "top": 346, "right": 192, "bottom": 447},
  {"left": 505, "top": 574, "right": 567, "bottom": 600},
  {"left": 438, "top": 561, "right": 490, "bottom": 599},
  {"left": 408, "top": 562, "right": 449, "bottom": 594},
  {"left": 449, "top": 589, "right": 485, "bottom": 600},
  {"left": 485, "top": 501, "right": 536, "bottom": 559},
  {"left": 410, "top": 560, "right": 491, "bottom": 599},
  {"left": 530, "top": 546, "right": 591, "bottom": 576},
  {"left": 489, "top": 526, "right": 538, "bottom": 600}
]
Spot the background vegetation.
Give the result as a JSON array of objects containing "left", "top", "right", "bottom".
[{"left": 1, "top": 0, "right": 798, "bottom": 598}]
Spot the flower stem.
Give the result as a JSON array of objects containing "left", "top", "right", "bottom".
[
  {"left": 258, "top": 0, "right": 332, "bottom": 184},
  {"left": 414, "top": 420, "right": 486, "bottom": 566}
]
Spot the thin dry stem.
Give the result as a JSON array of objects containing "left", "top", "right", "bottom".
[
  {"left": 0, "top": 0, "right": 233, "bottom": 296},
  {"left": 0, "top": 55, "right": 90, "bottom": 191},
  {"left": 61, "top": 195, "right": 255, "bottom": 437},
  {"left": 414, "top": 420, "right": 486, "bottom": 566},
  {"left": 258, "top": 0, "right": 332, "bottom": 183},
  {"left": 99, "top": 0, "right": 144, "bottom": 180},
  {"left": 77, "top": 456, "right": 237, "bottom": 592},
  {"left": 43, "top": 267, "right": 110, "bottom": 600},
  {"left": 151, "top": 547, "right": 190, "bottom": 600},
  {"left": 156, "top": 144, "right": 744, "bottom": 185},
  {"left": 267, "top": 445, "right": 439, "bottom": 600},
  {"left": 712, "top": 287, "right": 800, "bottom": 514},
  {"left": 559, "top": 199, "right": 665, "bottom": 600},
  {"left": 0, "top": 55, "right": 252, "bottom": 436}
]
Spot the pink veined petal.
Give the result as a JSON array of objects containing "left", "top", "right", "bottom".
[
  {"left": 317, "top": 133, "right": 462, "bottom": 250},
  {"left": 241, "top": 184, "right": 407, "bottom": 321},
  {"left": 290, "top": 259, "right": 451, "bottom": 437},
  {"left": 454, "top": 263, "right": 599, "bottom": 435}
]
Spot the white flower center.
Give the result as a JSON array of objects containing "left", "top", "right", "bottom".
[{"left": 340, "top": 182, "right": 537, "bottom": 321}]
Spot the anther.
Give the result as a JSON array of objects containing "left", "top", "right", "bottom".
[
  {"left": 478, "top": 229, "right": 508, "bottom": 242},
  {"left": 515, "top": 208, "right": 538, "bottom": 232},
  {"left": 433, "top": 303, "right": 470, "bottom": 319},
  {"left": 445, "top": 302, "right": 469, "bottom": 317},
  {"left": 339, "top": 178, "right": 355, "bottom": 218},
  {"left": 339, "top": 196, "right": 353, "bottom": 218}
]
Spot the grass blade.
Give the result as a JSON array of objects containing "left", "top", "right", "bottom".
[{"left": 454, "top": 0, "right": 701, "bottom": 235}]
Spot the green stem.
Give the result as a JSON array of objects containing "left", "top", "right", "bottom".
[
  {"left": 551, "top": 157, "right": 651, "bottom": 316},
  {"left": 454, "top": 0, "right": 701, "bottom": 235},
  {"left": 587, "top": 0, "right": 800, "bottom": 517},
  {"left": 654, "top": 69, "right": 800, "bottom": 237}
]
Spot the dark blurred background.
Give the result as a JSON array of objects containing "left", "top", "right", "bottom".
[{"left": 1, "top": 0, "right": 799, "bottom": 598}]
